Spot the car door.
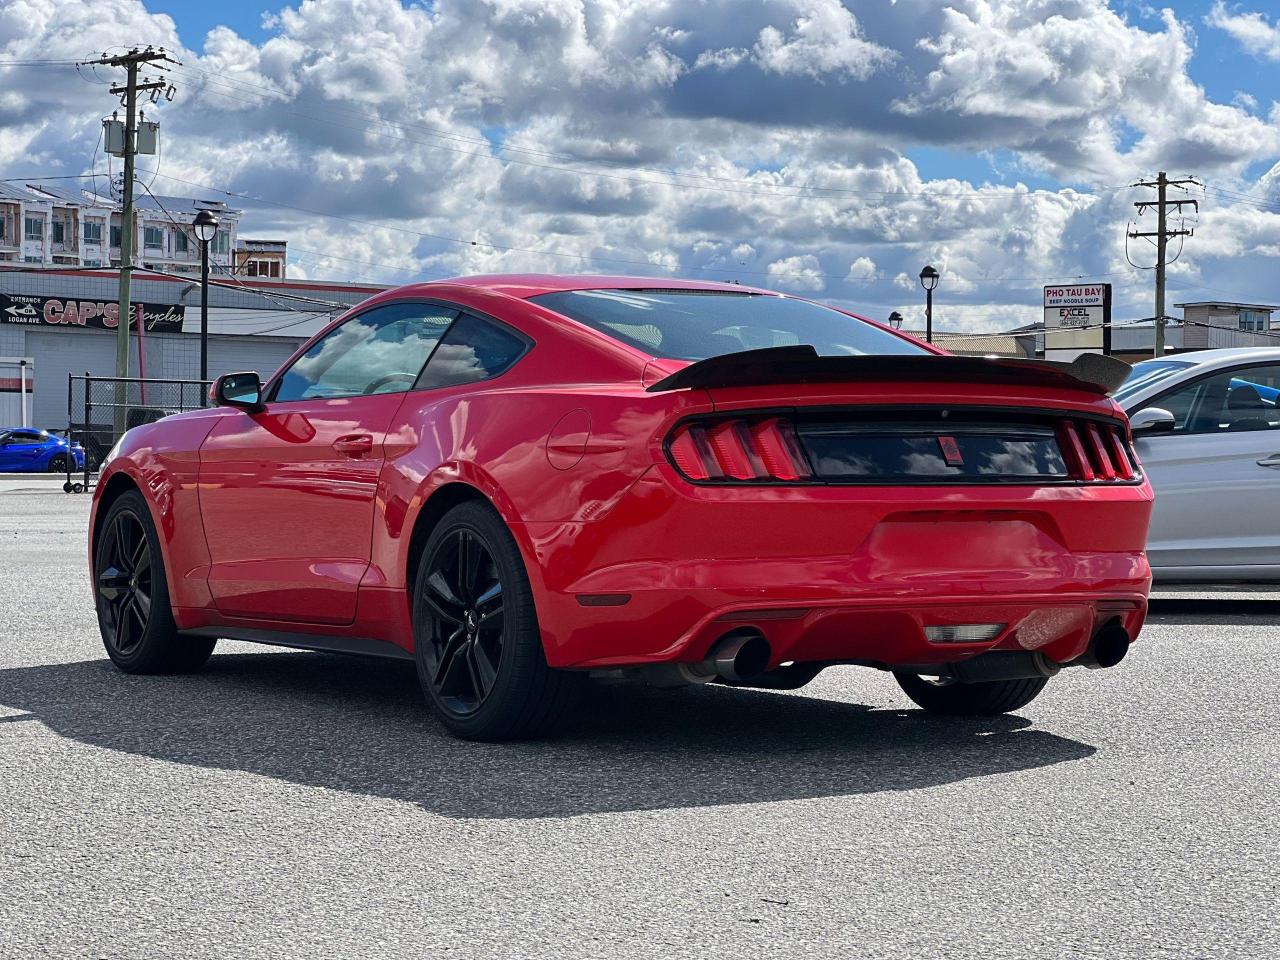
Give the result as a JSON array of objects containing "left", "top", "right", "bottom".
[
  {"left": 198, "top": 302, "right": 457, "bottom": 624},
  {"left": 1133, "top": 361, "right": 1280, "bottom": 575}
]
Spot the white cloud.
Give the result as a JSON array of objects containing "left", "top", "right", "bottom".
[
  {"left": 767, "top": 254, "right": 825, "bottom": 291},
  {"left": 1207, "top": 2, "right": 1280, "bottom": 62},
  {"left": 846, "top": 256, "right": 877, "bottom": 280},
  {"left": 752, "top": 0, "right": 895, "bottom": 81}
]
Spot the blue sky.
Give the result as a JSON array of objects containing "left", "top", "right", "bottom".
[{"left": 4, "top": 0, "right": 1280, "bottom": 330}]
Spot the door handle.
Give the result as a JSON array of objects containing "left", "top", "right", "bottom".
[
  {"left": 333, "top": 434, "right": 374, "bottom": 456},
  {"left": 1256, "top": 455, "right": 1280, "bottom": 468}
]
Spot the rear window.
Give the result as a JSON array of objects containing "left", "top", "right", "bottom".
[{"left": 531, "top": 289, "right": 927, "bottom": 361}]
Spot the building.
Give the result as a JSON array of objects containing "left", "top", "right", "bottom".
[
  {"left": 899, "top": 328, "right": 1037, "bottom": 358},
  {"left": 1174, "top": 301, "right": 1279, "bottom": 348},
  {"left": 235, "top": 239, "right": 287, "bottom": 278},
  {"left": 0, "top": 266, "right": 385, "bottom": 431},
  {"left": 0, "top": 182, "right": 240, "bottom": 276}
]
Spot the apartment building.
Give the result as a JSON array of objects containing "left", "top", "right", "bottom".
[{"left": 0, "top": 182, "right": 248, "bottom": 277}]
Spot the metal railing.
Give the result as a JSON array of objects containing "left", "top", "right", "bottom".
[{"left": 64, "top": 373, "right": 209, "bottom": 492}]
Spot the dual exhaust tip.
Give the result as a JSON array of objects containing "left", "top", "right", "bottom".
[
  {"left": 636, "top": 629, "right": 772, "bottom": 688},
  {"left": 646, "top": 621, "right": 1131, "bottom": 689}
]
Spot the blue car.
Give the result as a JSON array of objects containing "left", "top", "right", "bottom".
[{"left": 0, "top": 427, "right": 86, "bottom": 473}]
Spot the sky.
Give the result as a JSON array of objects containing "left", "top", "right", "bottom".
[{"left": 2, "top": 0, "right": 1280, "bottom": 331}]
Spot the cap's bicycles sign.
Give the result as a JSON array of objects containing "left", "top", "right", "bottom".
[{"left": 0, "top": 293, "right": 184, "bottom": 333}]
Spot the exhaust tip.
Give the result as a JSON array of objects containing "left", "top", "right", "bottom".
[
  {"left": 1076, "top": 623, "right": 1130, "bottom": 669},
  {"left": 709, "top": 629, "right": 771, "bottom": 684}
]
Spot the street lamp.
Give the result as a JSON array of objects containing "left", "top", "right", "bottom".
[
  {"left": 919, "top": 264, "right": 940, "bottom": 343},
  {"left": 887, "top": 311, "right": 904, "bottom": 330},
  {"left": 192, "top": 209, "right": 219, "bottom": 385}
]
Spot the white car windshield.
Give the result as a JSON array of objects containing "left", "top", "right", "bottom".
[{"left": 1114, "top": 359, "right": 1195, "bottom": 404}]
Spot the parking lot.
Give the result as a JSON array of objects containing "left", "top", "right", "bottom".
[{"left": 1, "top": 483, "right": 1276, "bottom": 959}]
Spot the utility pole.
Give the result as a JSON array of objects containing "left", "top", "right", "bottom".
[
  {"left": 1130, "top": 172, "right": 1198, "bottom": 357},
  {"left": 81, "top": 47, "right": 176, "bottom": 434}
]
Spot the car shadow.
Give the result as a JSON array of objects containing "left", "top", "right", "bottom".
[{"left": 0, "top": 652, "right": 1096, "bottom": 819}]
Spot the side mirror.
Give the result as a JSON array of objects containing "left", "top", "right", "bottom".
[
  {"left": 212, "top": 372, "right": 263, "bottom": 411},
  {"left": 1129, "top": 407, "right": 1176, "bottom": 436}
]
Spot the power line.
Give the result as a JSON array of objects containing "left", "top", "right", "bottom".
[{"left": 131, "top": 167, "right": 1143, "bottom": 288}]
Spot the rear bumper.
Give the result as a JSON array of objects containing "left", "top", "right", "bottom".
[{"left": 517, "top": 465, "right": 1153, "bottom": 670}]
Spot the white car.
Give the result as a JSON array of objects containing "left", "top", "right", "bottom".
[{"left": 1117, "top": 347, "right": 1280, "bottom": 581}]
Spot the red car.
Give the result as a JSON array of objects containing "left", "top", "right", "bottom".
[{"left": 90, "top": 275, "right": 1152, "bottom": 740}]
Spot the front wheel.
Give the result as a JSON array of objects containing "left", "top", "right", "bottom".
[
  {"left": 894, "top": 671, "right": 1048, "bottom": 715},
  {"left": 94, "top": 489, "right": 216, "bottom": 673},
  {"left": 412, "top": 500, "right": 585, "bottom": 741}
]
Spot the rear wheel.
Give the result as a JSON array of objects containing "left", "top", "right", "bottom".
[
  {"left": 894, "top": 671, "right": 1048, "bottom": 715},
  {"left": 412, "top": 500, "right": 585, "bottom": 741},
  {"left": 94, "top": 490, "right": 216, "bottom": 673},
  {"left": 48, "top": 454, "right": 67, "bottom": 473}
]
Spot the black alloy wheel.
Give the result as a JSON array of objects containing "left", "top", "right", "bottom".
[
  {"left": 420, "top": 528, "right": 506, "bottom": 715},
  {"left": 93, "top": 489, "right": 216, "bottom": 673},
  {"left": 47, "top": 454, "right": 67, "bottom": 473},
  {"left": 97, "top": 509, "right": 154, "bottom": 656},
  {"left": 412, "top": 500, "right": 585, "bottom": 741}
]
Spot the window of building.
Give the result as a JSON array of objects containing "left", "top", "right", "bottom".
[
  {"left": 418, "top": 313, "right": 529, "bottom": 389},
  {"left": 110, "top": 225, "right": 121, "bottom": 248},
  {"left": 51, "top": 221, "right": 64, "bottom": 245},
  {"left": 175, "top": 230, "right": 188, "bottom": 254},
  {"left": 84, "top": 259, "right": 101, "bottom": 268},
  {"left": 1239, "top": 310, "right": 1271, "bottom": 333},
  {"left": 269, "top": 260, "right": 280, "bottom": 278},
  {"left": 273, "top": 303, "right": 458, "bottom": 402},
  {"left": 23, "top": 256, "right": 41, "bottom": 263},
  {"left": 83, "top": 221, "right": 102, "bottom": 244},
  {"left": 212, "top": 230, "right": 230, "bottom": 256},
  {"left": 143, "top": 226, "right": 164, "bottom": 251},
  {"left": 24, "top": 217, "right": 43, "bottom": 241}
]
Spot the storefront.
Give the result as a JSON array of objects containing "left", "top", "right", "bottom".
[{"left": 0, "top": 269, "right": 383, "bottom": 430}]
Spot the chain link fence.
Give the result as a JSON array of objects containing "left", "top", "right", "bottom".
[{"left": 65, "top": 374, "right": 209, "bottom": 492}]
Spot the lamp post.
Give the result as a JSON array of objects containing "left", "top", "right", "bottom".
[
  {"left": 192, "top": 209, "right": 219, "bottom": 387},
  {"left": 887, "top": 310, "right": 904, "bottom": 330},
  {"left": 919, "top": 265, "right": 940, "bottom": 343}
]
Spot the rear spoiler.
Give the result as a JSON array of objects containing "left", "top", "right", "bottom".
[{"left": 645, "top": 346, "right": 1131, "bottom": 397}]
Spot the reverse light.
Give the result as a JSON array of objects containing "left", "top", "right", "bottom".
[
  {"left": 667, "top": 417, "right": 811, "bottom": 483},
  {"left": 924, "top": 623, "right": 1006, "bottom": 644}
]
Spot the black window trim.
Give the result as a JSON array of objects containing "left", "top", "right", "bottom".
[
  {"left": 1135, "top": 360, "right": 1280, "bottom": 438},
  {"left": 265, "top": 298, "right": 533, "bottom": 404}
]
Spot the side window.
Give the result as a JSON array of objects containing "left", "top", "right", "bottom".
[
  {"left": 1155, "top": 364, "right": 1280, "bottom": 435},
  {"left": 417, "top": 313, "right": 528, "bottom": 390},
  {"left": 273, "top": 303, "right": 457, "bottom": 402}
]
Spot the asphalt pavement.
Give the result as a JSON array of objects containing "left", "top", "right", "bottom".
[{"left": 0, "top": 487, "right": 1276, "bottom": 959}]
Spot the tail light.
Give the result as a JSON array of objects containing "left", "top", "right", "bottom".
[
  {"left": 667, "top": 410, "right": 1140, "bottom": 485},
  {"left": 1057, "top": 419, "right": 1139, "bottom": 482},
  {"left": 667, "top": 417, "right": 811, "bottom": 482}
]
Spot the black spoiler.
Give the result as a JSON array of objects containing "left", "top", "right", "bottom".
[{"left": 645, "top": 345, "right": 1131, "bottom": 397}]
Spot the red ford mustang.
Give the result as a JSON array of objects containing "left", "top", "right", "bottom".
[{"left": 89, "top": 275, "right": 1152, "bottom": 740}]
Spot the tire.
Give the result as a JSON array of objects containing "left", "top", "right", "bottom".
[
  {"left": 48, "top": 455, "right": 67, "bottom": 473},
  {"left": 412, "top": 500, "right": 585, "bottom": 741},
  {"left": 894, "top": 671, "right": 1048, "bottom": 716},
  {"left": 93, "top": 489, "right": 217, "bottom": 674}
]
